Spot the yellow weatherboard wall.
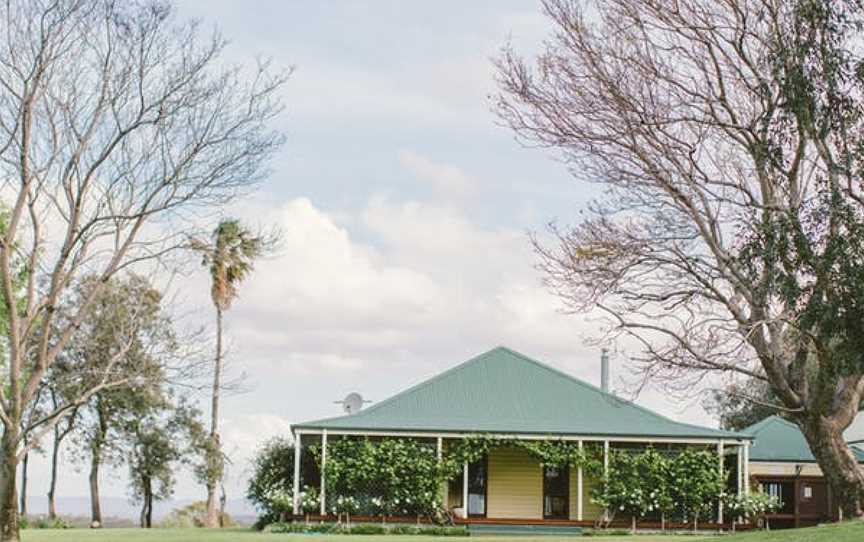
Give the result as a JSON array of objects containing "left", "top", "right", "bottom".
[
  {"left": 487, "top": 447, "right": 543, "bottom": 519},
  {"left": 580, "top": 474, "right": 604, "bottom": 520}
]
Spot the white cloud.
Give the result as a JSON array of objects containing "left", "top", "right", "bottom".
[
  {"left": 398, "top": 150, "right": 477, "bottom": 196},
  {"left": 215, "top": 195, "right": 594, "bottom": 382}
]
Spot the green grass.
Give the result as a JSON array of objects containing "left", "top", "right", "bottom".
[
  {"left": 20, "top": 529, "right": 685, "bottom": 542},
  {"left": 18, "top": 521, "right": 864, "bottom": 542}
]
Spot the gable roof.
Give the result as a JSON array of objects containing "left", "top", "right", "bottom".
[
  {"left": 293, "top": 346, "right": 744, "bottom": 440},
  {"left": 743, "top": 415, "right": 864, "bottom": 463}
]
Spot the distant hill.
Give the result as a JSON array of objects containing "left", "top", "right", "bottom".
[{"left": 24, "top": 496, "right": 257, "bottom": 524}]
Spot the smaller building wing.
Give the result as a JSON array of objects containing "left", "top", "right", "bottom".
[{"left": 743, "top": 415, "right": 864, "bottom": 463}]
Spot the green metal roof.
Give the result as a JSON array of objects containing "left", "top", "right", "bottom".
[
  {"left": 293, "top": 346, "right": 744, "bottom": 440},
  {"left": 743, "top": 416, "right": 864, "bottom": 463}
]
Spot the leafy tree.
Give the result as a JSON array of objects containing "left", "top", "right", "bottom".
[
  {"left": 55, "top": 274, "right": 178, "bottom": 527},
  {"left": 247, "top": 438, "right": 296, "bottom": 526},
  {"left": 191, "top": 219, "right": 271, "bottom": 528},
  {"left": 125, "top": 399, "right": 205, "bottom": 528},
  {"left": 0, "top": 0, "right": 285, "bottom": 538},
  {"left": 495, "top": 0, "right": 864, "bottom": 516},
  {"left": 704, "top": 378, "right": 781, "bottom": 431}
]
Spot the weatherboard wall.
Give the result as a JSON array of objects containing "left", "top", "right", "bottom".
[{"left": 487, "top": 447, "right": 543, "bottom": 519}]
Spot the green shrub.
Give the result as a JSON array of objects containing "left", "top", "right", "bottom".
[
  {"left": 347, "top": 523, "right": 388, "bottom": 535},
  {"left": 28, "top": 517, "right": 72, "bottom": 529},
  {"left": 248, "top": 437, "right": 296, "bottom": 528},
  {"left": 265, "top": 521, "right": 468, "bottom": 536},
  {"left": 159, "top": 501, "right": 235, "bottom": 528},
  {"left": 388, "top": 524, "right": 423, "bottom": 535},
  {"left": 421, "top": 526, "right": 470, "bottom": 536}
]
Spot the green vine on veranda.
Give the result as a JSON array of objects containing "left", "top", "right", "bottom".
[
  {"left": 308, "top": 434, "right": 726, "bottom": 525},
  {"left": 443, "top": 435, "right": 603, "bottom": 476}
]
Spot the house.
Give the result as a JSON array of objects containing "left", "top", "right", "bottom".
[
  {"left": 742, "top": 416, "right": 864, "bottom": 528},
  {"left": 291, "top": 346, "right": 750, "bottom": 528}
]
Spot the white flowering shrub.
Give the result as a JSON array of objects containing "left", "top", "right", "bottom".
[
  {"left": 725, "top": 492, "right": 782, "bottom": 519},
  {"left": 314, "top": 437, "right": 443, "bottom": 517},
  {"left": 592, "top": 447, "right": 725, "bottom": 527}
]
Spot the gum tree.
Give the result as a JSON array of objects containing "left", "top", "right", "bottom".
[
  {"left": 0, "top": 1, "right": 285, "bottom": 539},
  {"left": 496, "top": 0, "right": 864, "bottom": 516}
]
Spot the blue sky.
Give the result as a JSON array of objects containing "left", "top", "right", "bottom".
[{"left": 27, "top": 1, "right": 719, "bottom": 513}]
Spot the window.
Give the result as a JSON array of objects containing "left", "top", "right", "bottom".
[{"left": 760, "top": 480, "right": 794, "bottom": 514}]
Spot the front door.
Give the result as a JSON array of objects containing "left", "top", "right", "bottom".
[
  {"left": 543, "top": 465, "right": 569, "bottom": 519},
  {"left": 468, "top": 457, "right": 487, "bottom": 517}
]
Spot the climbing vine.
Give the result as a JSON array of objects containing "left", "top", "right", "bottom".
[
  {"left": 444, "top": 435, "right": 602, "bottom": 476},
  {"left": 310, "top": 434, "right": 727, "bottom": 528},
  {"left": 311, "top": 438, "right": 444, "bottom": 517}
]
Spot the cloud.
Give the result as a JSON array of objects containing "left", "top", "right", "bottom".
[
  {"left": 216, "top": 195, "right": 595, "bottom": 382},
  {"left": 398, "top": 150, "right": 477, "bottom": 196}
]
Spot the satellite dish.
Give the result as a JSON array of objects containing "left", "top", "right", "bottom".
[{"left": 335, "top": 392, "right": 370, "bottom": 414}]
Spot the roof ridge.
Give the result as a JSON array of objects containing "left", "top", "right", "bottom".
[{"left": 744, "top": 415, "right": 788, "bottom": 435}]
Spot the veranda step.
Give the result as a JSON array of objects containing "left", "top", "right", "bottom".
[{"left": 467, "top": 524, "right": 584, "bottom": 536}]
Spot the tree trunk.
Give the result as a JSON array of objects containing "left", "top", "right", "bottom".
[
  {"left": 48, "top": 426, "right": 61, "bottom": 520},
  {"left": 140, "top": 477, "right": 152, "bottom": 528},
  {"left": 18, "top": 452, "right": 26, "bottom": 518},
  {"left": 146, "top": 488, "right": 153, "bottom": 529},
  {"left": 205, "top": 305, "right": 224, "bottom": 528},
  {"left": 800, "top": 416, "right": 864, "bottom": 518},
  {"left": 89, "top": 451, "right": 101, "bottom": 527},
  {"left": 0, "top": 429, "right": 20, "bottom": 542},
  {"left": 219, "top": 482, "right": 227, "bottom": 527},
  {"left": 89, "top": 401, "right": 109, "bottom": 528}
]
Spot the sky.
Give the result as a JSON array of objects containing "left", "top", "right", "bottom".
[{"left": 26, "top": 0, "right": 723, "bottom": 516}]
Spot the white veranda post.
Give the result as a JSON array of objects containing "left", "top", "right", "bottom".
[
  {"left": 462, "top": 461, "right": 469, "bottom": 518},
  {"left": 736, "top": 445, "right": 743, "bottom": 495},
  {"left": 293, "top": 432, "right": 302, "bottom": 515},
  {"left": 603, "top": 440, "right": 610, "bottom": 522},
  {"left": 717, "top": 441, "right": 724, "bottom": 524},
  {"left": 320, "top": 430, "right": 328, "bottom": 516},
  {"left": 437, "top": 437, "right": 447, "bottom": 508},
  {"left": 577, "top": 440, "right": 584, "bottom": 521},
  {"left": 743, "top": 443, "right": 750, "bottom": 495}
]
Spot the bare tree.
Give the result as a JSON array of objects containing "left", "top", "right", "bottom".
[
  {"left": 496, "top": 0, "right": 864, "bottom": 516},
  {"left": 0, "top": 1, "right": 286, "bottom": 539}
]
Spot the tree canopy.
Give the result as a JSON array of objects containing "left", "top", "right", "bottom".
[{"left": 495, "top": 0, "right": 864, "bottom": 516}]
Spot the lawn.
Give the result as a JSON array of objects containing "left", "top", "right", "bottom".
[
  {"left": 18, "top": 521, "right": 864, "bottom": 542},
  {"left": 20, "top": 529, "right": 690, "bottom": 542}
]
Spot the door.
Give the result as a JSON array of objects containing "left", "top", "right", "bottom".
[
  {"left": 468, "top": 457, "right": 487, "bottom": 517},
  {"left": 544, "top": 465, "right": 569, "bottom": 519}
]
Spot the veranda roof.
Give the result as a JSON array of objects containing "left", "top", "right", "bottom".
[
  {"left": 743, "top": 415, "right": 864, "bottom": 463},
  {"left": 293, "top": 346, "right": 745, "bottom": 441}
]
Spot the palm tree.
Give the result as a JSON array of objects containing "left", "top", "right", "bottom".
[{"left": 191, "top": 219, "right": 267, "bottom": 528}]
